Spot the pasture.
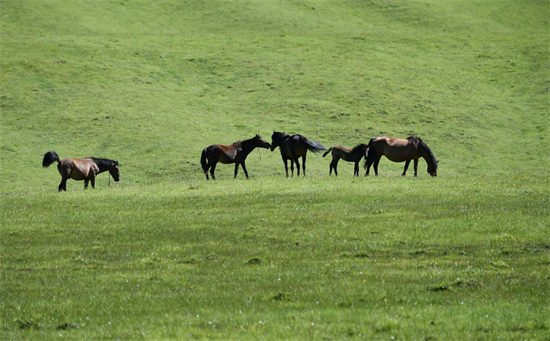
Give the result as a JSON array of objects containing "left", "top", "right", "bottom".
[{"left": 1, "top": 0, "right": 549, "bottom": 340}]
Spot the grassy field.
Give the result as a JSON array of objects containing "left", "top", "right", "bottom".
[{"left": 1, "top": 0, "right": 549, "bottom": 340}]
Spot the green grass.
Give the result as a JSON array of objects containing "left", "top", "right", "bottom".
[
  {"left": 1, "top": 0, "right": 549, "bottom": 339},
  {"left": 1, "top": 177, "right": 549, "bottom": 339}
]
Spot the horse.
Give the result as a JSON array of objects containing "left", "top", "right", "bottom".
[
  {"left": 42, "top": 151, "right": 120, "bottom": 191},
  {"left": 270, "top": 131, "right": 326, "bottom": 177},
  {"left": 322, "top": 144, "right": 369, "bottom": 176},
  {"left": 364, "top": 136, "right": 438, "bottom": 177},
  {"left": 200, "top": 134, "right": 270, "bottom": 180}
]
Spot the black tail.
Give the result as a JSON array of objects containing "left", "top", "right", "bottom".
[
  {"left": 322, "top": 147, "right": 333, "bottom": 158},
  {"left": 200, "top": 148, "right": 209, "bottom": 173},
  {"left": 364, "top": 138, "right": 376, "bottom": 169},
  {"left": 301, "top": 136, "right": 326, "bottom": 153},
  {"left": 43, "top": 151, "right": 59, "bottom": 168}
]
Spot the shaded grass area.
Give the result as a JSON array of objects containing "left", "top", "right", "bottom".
[{"left": 1, "top": 176, "right": 549, "bottom": 339}]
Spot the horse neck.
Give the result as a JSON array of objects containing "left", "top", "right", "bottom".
[
  {"left": 240, "top": 139, "right": 260, "bottom": 156},
  {"left": 93, "top": 159, "right": 114, "bottom": 173},
  {"left": 275, "top": 133, "right": 290, "bottom": 144},
  {"left": 419, "top": 146, "right": 435, "bottom": 165}
]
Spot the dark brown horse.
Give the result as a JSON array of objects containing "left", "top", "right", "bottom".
[
  {"left": 201, "top": 134, "right": 270, "bottom": 180},
  {"left": 270, "top": 131, "right": 326, "bottom": 177},
  {"left": 42, "top": 151, "right": 120, "bottom": 191},
  {"left": 323, "top": 144, "right": 369, "bottom": 176},
  {"left": 364, "top": 136, "right": 438, "bottom": 177}
]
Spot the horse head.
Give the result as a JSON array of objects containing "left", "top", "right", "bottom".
[
  {"left": 270, "top": 131, "right": 289, "bottom": 151},
  {"left": 254, "top": 134, "right": 271, "bottom": 149},
  {"left": 109, "top": 161, "right": 120, "bottom": 182},
  {"left": 427, "top": 158, "right": 438, "bottom": 177},
  {"left": 418, "top": 138, "right": 438, "bottom": 177},
  {"left": 355, "top": 144, "right": 369, "bottom": 157}
]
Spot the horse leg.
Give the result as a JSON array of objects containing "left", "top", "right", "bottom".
[
  {"left": 283, "top": 159, "right": 289, "bottom": 177},
  {"left": 373, "top": 156, "right": 381, "bottom": 176},
  {"left": 84, "top": 179, "right": 89, "bottom": 189},
  {"left": 91, "top": 176, "right": 96, "bottom": 189},
  {"left": 234, "top": 163, "right": 239, "bottom": 178},
  {"left": 365, "top": 161, "right": 371, "bottom": 176},
  {"left": 329, "top": 160, "right": 335, "bottom": 175},
  {"left": 210, "top": 162, "right": 217, "bottom": 180},
  {"left": 354, "top": 161, "right": 359, "bottom": 176},
  {"left": 205, "top": 163, "right": 210, "bottom": 180},
  {"left": 295, "top": 158, "right": 301, "bottom": 176},
  {"left": 414, "top": 158, "right": 419, "bottom": 177},
  {"left": 302, "top": 154, "right": 307, "bottom": 176},
  {"left": 58, "top": 167, "right": 70, "bottom": 191},
  {"left": 402, "top": 160, "right": 411, "bottom": 176},
  {"left": 334, "top": 159, "right": 339, "bottom": 176},
  {"left": 58, "top": 178, "right": 67, "bottom": 192},
  {"left": 290, "top": 160, "right": 295, "bottom": 177},
  {"left": 241, "top": 161, "right": 249, "bottom": 179}
]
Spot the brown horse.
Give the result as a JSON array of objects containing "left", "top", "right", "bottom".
[
  {"left": 201, "top": 134, "right": 270, "bottom": 180},
  {"left": 270, "top": 131, "right": 326, "bottom": 177},
  {"left": 364, "top": 136, "right": 438, "bottom": 177},
  {"left": 42, "top": 151, "right": 120, "bottom": 191},
  {"left": 323, "top": 144, "right": 369, "bottom": 176}
]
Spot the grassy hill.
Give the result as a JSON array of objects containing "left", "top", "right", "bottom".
[
  {"left": 1, "top": 1, "right": 549, "bottom": 340},
  {"left": 1, "top": 0, "right": 548, "bottom": 186}
]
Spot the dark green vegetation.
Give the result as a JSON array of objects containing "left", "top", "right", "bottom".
[{"left": 1, "top": 0, "right": 549, "bottom": 339}]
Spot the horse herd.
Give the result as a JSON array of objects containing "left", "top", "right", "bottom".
[
  {"left": 201, "top": 132, "right": 438, "bottom": 180},
  {"left": 43, "top": 132, "right": 438, "bottom": 191}
]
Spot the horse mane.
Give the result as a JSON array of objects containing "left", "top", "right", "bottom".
[
  {"left": 274, "top": 131, "right": 290, "bottom": 139},
  {"left": 272, "top": 131, "right": 290, "bottom": 144},
  {"left": 416, "top": 138, "right": 438, "bottom": 170},
  {"left": 89, "top": 157, "right": 118, "bottom": 169},
  {"left": 234, "top": 134, "right": 259, "bottom": 145}
]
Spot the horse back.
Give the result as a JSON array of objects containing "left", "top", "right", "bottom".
[
  {"left": 58, "top": 158, "right": 99, "bottom": 180},
  {"left": 372, "top": 137, "right": 420, "bottom": 162},
  {"left": 208, "top": 144, "right": 239, "bottom": 164},
  {"left": 280, "top": 138, "right": 307, "bottom": 158}
]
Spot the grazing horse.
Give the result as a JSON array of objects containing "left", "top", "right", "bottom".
[
  {"left": 270, "top": 131, "right": 326, "bottom": 177},
  {"left": 323, "top": 144, "right": 369, "bottom": 176},
  {"left": 364, "top": 136, "right": 438, "bottom": 177},
  {"left": 42, "top": 151, "right": 120, "bottom": 191},
  {"left": 201, "top": 134, "right": 270, "bottom": 180}
]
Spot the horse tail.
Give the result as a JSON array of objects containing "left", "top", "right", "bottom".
[
  {"left": 200, "top": 148, "right": 209, "bottom": 173},
  {"left": 301, "top": 136, "right": 326, "bottom": 153},
  {"left": 322, "top": 147, "right": 333, "bottom": 158},
  {"left": 42, "top": 151, "right": 59, "bottom": 168},
  {"left": 364, "top": 138, "right": 377, "bottom": 169}
]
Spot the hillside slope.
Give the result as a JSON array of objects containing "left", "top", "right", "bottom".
[{"left": 1, "top": 0, "right": 548, "bottom": 189}]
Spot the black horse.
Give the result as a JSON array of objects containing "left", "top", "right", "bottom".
[
  {"left": 323, "top": 144, "right": 369, "bottom": 176},
  {"left": 270, "top": 132, "right": 325, "bottom": 177}
]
